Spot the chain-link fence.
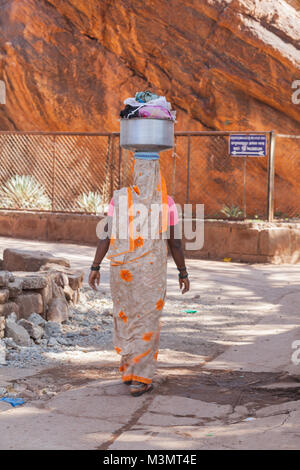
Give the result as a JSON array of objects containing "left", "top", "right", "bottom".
[
  {"left": 0, "top": 130, "right": 297, "bottom": 220},
  {"left": 274, "top": 134, "right": 300, "bottom": 220}
]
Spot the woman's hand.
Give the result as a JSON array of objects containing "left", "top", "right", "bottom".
[
  {"left": 89, "top": 270, "right": 100, "bottom": 290},
  {"left": 179, "top": 276, "right": 190, "bottom": 294}
]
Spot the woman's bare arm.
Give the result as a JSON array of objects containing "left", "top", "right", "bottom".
[
  {"left": 89, "top": 222, "right": 110, "bottom": 290},
  {"left": 167, "top": 224, "right": 190, "bottom": 294}
]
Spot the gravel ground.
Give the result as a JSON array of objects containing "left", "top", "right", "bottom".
[{"left": 3, "top": 288, "right": 114, "bottom": 369}]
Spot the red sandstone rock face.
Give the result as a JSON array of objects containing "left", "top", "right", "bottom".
[{"left": 0, "top": 0, "right": 300, "bottom": 215}]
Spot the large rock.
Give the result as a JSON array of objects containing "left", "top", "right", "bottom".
[
  {"left": 0, "top": 1, "right": 300, "bottom": 214},
  {"left": 14, "top": 292, "right": 43, "bottom": 319},
  {"left": 3, "top": 249, "right": 70, "bottom": 272},
  {"left": 5, "top": 318, "right": 31, "bottom": 346},
  {"left": 0, "top": 288, "right": 9, "bottom": 304},
  {"left": 47, "top": 298, "right": 69, "bottom": 323},
  {"left": 0, "top": 302, "right": 20, "bottom": 318},
  {"left": 18, "top": 319, "right": 44, "bottom": 341}
]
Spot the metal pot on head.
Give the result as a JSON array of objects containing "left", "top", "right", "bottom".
[{"left": 120, "top": 118, "right": 174, "bottom": 153}]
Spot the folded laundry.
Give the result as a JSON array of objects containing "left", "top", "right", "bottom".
[
  {"left": 138, "top": 105, "right": 173, "bottom": 120},
  {"left": 135, "top": 91, "right": 159, "bottom": 103},
  {"left": 121, "top": 92, "right": 176, "bottom": 121},
  {"left": 120, "top": 104, "right": 140, "bottom": 119}
]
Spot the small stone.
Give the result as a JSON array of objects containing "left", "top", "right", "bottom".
[
  {"left": 0, "top": 339, "right": 6, "bottom": 365},
  {"left": 3, "top": 337, "right": 19, "bottom": 349},
  {"left": 8, "top": 312, "right": 17, "bottom": 322},
  {"left": 103, "top": 309, "right": 113, "bottom": 316},
  {"left": 80, "top": 331, "right": 89, "bottom": 336},
  {"left": 18, "top": 319, "right": 44, "bottom": 341},
  {"left": 235, "top": 405, "right": 248, "bottom": 416},
  {"left": 44, "top": 321, "right": 62, "bottom": 337},
  {"left": 56, "top": 336, "right": 70, "bottom": 345},
  {"left": 0, "top": 288, "right": 9, "bottom": 304},
  {"left": 72, "top": 289, "right": 80, "bottom": 305},
  {"left": 47, "top": 297, "right": 69, "bottom": 323},
  {"left": 0, "top": 401, "right": 11, "bottom": 412},
  {"left": 0, "top": 386, "right": 6, "bottom": 396},
  {"left": 28, "top": 312, "right": 46, "bottom": 327},
  {"left": 63, "top": 285, "right": 74, "bottom": 302},
  {"left": 0, "top": 316, "right": 5, "bottom": 339},
  {"left": 5, "top": 318, "right": 31, "bottom": 347},
  {"left": 47, "top": 337, "right": 58, "bottom": 347}
]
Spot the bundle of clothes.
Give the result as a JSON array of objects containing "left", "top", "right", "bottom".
[{"left": 120, "top": 91, "right": 176, "bottom": 121}]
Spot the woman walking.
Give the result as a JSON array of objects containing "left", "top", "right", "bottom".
[{"left": 89, "top": 152, "right": 190, "bottom": 397}]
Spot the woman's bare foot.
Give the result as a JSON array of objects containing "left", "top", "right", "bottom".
[{"left": 130, "top": 381, "right": 153, "bottom": 397}]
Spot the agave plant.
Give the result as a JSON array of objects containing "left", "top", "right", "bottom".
[
  {"left": 77, "top": 191, "right": 105, "bottom": 214},
  {"left": 0, "top": 175, "right": 51, "bottom": 210},
  {"left": 220, "top": 204, "right": 244, "bottom": 219}
]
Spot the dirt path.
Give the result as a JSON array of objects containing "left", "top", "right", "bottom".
[{"left": 0, "top": 237, "right": 300, "bottom": 449}]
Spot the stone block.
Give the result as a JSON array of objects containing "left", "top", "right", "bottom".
[
  {"left": 47, "top": 298, "right": 69, "bottom": 323},
  {"left": 7, "top": 278, "right": 23, "bottom": 298},
  {"left": 3, "top": 249, "right": 70, "bottom": 272},
  {"left": 15, "top": 292, "right": 43, "bottom": 319}
]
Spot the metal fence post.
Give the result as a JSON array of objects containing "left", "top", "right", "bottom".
[
  {"left": 267, "top": 131, "right": 276, "bottom": 221},
  {"left": 110, "top": 135, "right": 115, "bottom": 199},
  {"left": 51, "top": 136, "right": 56, "bottom": 212},
  {"left": 186, "top": 135, "right": 191, "bottom": 204}
]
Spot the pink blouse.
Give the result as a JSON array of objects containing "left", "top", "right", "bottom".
[{"left": 107, "top": 195, "right": 179, "bottom": 226}]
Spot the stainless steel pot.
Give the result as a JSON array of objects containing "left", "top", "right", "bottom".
[{"left": 120, "top": 118, "right": 174, "bottom": 152}]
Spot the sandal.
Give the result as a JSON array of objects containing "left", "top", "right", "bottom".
[
  {"left": 123, "top": 380, "right": 132, "bottom": 385},
  {"left": 130, "top": 381, "right": 153, "bottom": 397}
]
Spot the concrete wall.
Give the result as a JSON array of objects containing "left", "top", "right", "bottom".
[{"left": 0, "top": 210, "right": 300, "bottom": 263}]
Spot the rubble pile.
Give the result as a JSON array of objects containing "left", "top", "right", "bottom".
[{"left": 0, "top": 248, "right": 91, "bottom": 367}]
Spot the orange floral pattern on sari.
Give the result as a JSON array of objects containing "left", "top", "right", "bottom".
[
  {"left": 120, "top": 269, "right": 133, "bottom": 282},
  {"left": 132, "top": 348, "right": 151, "bottom": 364},
  {"left": 143, "top": 331, "right": 154, "bottom": 341},
  {"left": 156, "top": 299, "right": 164, "bottom": 310},
  {"left": 134, "top": 236, "right": 144, "bottom": 249},
  {"left": 119, "top": 311, "right": 128, "bottom": 323}
]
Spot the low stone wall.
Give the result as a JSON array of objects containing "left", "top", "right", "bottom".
[
  {"left": 0, "top": 210, "right": 300, "bottom": 264},
  {"left": 0, "top": 210, "right": 100, "bottom": 245},
  {"left": 185, "top": 220, "right": 300, "bottom": 264}
]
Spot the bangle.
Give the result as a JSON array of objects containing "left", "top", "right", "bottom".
[
  {"left": 177, "top": 267, "right": 187, "bottom": 272},
  {"left": 91, "top": 265, "right": 100, "bottom": 271},
  {"left": 179, "top": 272, "right": 188, "bottom": 279}
]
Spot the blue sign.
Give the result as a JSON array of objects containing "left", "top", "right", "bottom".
[{"left": 229, "top": 134, "right": 267, "bottom": 156}]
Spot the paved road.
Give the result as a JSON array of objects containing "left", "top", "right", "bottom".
[{"left": 0, "top": 236, "right": 300, "bottom": 449}]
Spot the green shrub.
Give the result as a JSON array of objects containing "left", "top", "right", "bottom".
[
  {"left": 220, "top": 204, "right": 243, "bottom": 219},
  {"left": 0, "top": 175, "right": 51, "bottom": 210},
  {"left": 77, "top": 191, "right": 105, "bottom": 214}
]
